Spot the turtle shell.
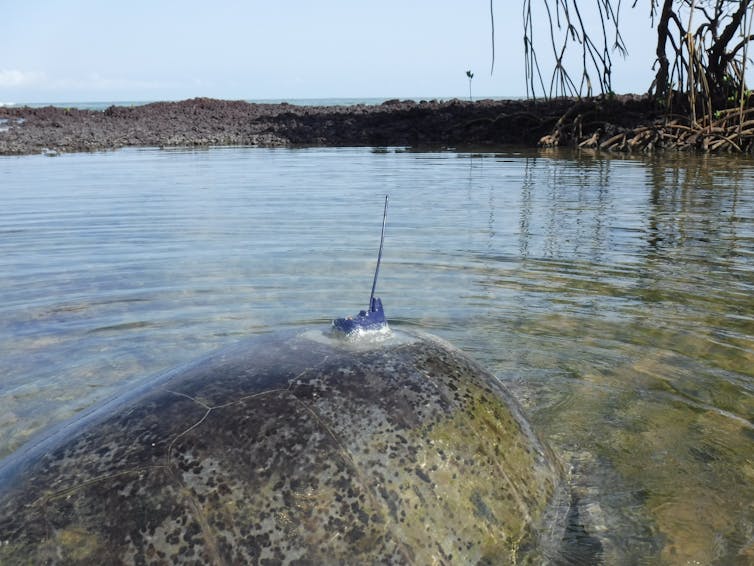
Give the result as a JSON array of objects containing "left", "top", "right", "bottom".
[{"left": 0, "top": 329, "right": 565, "bottom": 564}]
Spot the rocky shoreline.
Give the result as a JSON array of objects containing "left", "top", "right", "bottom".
[{"left": 0, "top": 96, "right": 661, "bottom": 156}]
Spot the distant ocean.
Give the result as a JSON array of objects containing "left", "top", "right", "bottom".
[{"left": 1, "top": 97, "right": 517, "bottom": 111}]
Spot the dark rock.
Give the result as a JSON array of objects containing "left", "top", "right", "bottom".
[{"left": 0, "top": 95, "right": 661, "bottom": 156}]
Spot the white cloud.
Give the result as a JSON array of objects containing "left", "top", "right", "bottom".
[
  {"left": 0, "top": 69, "right": 181, "bottom": 92},
  {"left": 0, "top": 69, "right": 44, "bottom": 87},
  {"left": 45, "top": 72, "right": 187, "bottom": 94}
]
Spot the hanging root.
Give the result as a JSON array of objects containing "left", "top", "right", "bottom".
[{"left": 539, "top": 97, "right": 754, "bottom": 153}]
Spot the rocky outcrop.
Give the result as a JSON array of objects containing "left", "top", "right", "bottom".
[{"left": 0, "top": 95, "right": 659, "bottom": 155}]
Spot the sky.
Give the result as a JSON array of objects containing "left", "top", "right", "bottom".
[{"left": 1, "top": 0, "right": 660, "bottom": 104}]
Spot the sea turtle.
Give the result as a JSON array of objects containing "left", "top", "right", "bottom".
[{"left": 0, "top": 328, "right": 567, "bottom": 564}]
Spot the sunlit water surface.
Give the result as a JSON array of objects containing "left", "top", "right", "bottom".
[{"left": 1, "top": 147, "right": 753, "bottom": 563}]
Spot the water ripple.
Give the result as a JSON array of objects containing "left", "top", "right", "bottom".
[{"left": 1, "top": 147, "right": 753, "bottom": 562}]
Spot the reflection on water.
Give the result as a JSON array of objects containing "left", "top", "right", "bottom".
[{"left": 0, "top": 147, "right": 752, "bottom": 563}]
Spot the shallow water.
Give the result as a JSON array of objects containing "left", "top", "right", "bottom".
[{"left": 1, "top": 146, "right": 752, "bottom": 563}]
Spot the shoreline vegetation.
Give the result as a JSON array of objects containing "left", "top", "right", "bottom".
[{"left": 1, "top": 95, "right": 753, "bottom": 156}]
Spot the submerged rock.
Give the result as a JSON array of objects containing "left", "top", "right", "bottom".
[{"left": 0, "top": 328, "right": 566, "bottom": 564}]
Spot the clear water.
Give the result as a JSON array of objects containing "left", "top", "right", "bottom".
[{"left": 0, "top": 147, "right": 752, "bottom": 563}]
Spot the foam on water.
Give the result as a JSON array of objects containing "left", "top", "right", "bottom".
[{"left": 301, "top": 325, "right": 410, "bottom": 352}]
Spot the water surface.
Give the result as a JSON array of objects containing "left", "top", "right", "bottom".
[{"left": 1, "top": 147, "right": 752, "bottom": 563}]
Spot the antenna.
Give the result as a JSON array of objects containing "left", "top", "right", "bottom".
[
  {"left": 332, "top": 195, "right": 390, "bottom": 335},
  {"left": 369, "top": 195, "right": 389, "bottom": 308}
]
